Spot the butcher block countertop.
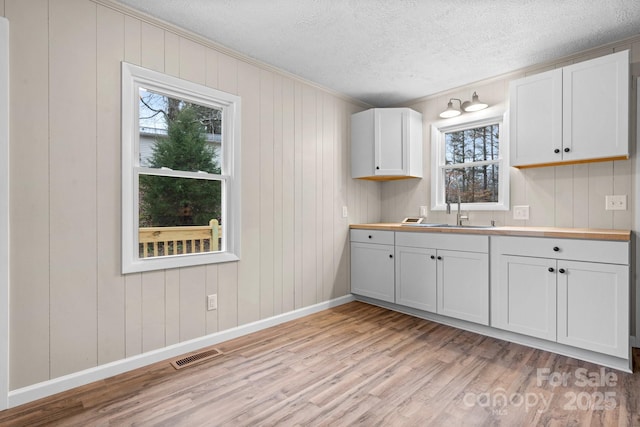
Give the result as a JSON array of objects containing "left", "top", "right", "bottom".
[{"left": 350, "top": 223, "right": 631, "bottom": 242}]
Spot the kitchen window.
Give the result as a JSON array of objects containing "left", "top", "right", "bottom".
[
  {"left": 431, "top": 110, "right": 509, "bottom": 211},
  {"left": 121, "top": 62, "right": 241, "bottom": 273}
]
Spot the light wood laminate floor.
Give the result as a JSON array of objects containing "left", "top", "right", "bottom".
[{"left": 0, "top": 301, "right": 638, "bottom": 426}]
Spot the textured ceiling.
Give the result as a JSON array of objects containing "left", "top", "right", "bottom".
[{"left": 115, "top": 0, "right": 640, "bottom": 107}]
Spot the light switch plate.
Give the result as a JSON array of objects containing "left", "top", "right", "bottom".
[
  {"left": 605, "top": 195, "right": 627, "bottom": 211},
  {"left": 419, "top": 206, "right": 428, "bottom": 217},
  {"left": 207, "top": 294, "right": 218, "bottom": 311},
  {"left": 513, "top": 205, "right": 530, "bottom": 220}
]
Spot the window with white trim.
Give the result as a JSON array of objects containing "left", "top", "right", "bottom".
[
  {"left": 431, "top": 110, "right": 509, "bottom": 211},
  {"left": 122, "top": 62, "right": 241, "bottom": 273}
]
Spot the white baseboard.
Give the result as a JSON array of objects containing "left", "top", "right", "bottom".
[{"left": 7, "top": 294, "right": 355, "bottom": 408}]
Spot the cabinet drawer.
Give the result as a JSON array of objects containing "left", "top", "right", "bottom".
[
  {"left": 350, "top": 229, "right": 395, "bottom": 245},
  {"left": 492, "top": 236, "right": 629, "bottom": 265},
  {"left": 396, "top": 231, "right": 488, "bottom": 253}
]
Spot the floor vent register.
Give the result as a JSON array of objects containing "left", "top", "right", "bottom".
[{"left": 170, "top": 348, "right": 224, "bottom": 370}]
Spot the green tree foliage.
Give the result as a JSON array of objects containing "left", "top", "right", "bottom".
[{"left": 139, "top": 106, "right": 221, "bottom": 227}]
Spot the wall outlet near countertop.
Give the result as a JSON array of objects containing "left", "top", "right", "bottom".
[
  {"left": 605, "top": 195, "right": 627, "bottom": 211},
  {"left": 513, "top": 205, "right": 530, "bottom": 220},
  {"left": 419, "top": 206, "right": 428, "bottom": 217}
]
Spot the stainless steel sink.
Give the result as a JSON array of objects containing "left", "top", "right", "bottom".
[
  {"left": 401, "top": 223, "right": 494, "bottom": 229},
  {"left": 441, "top": 224, "right": 495, "bottom": 229},
  {"left": 401, "top": 223, "right": 449, "bottom": 227}
]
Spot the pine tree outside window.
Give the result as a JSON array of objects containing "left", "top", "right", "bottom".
[{"left": 122, "top": 63, "right": 241, "bottom": 273}]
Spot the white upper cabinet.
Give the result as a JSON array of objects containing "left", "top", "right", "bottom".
[
  {"left": 351, "top": 108, "right": 423, "bottom": 180},
  {"left": 510, "top": 68, "right": 563, "bottom": 166},
  {"left": 510, "top": 50, "right": 629, "bottom": 167},
  {"left": 563, "top": 51, "right": 629, "bottom": 162}
]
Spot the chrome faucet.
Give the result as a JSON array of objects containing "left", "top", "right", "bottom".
[
  {"left": 446, "top": 176, "right": 469, "bottom": 226},
  {"left": 455, "top": 193, "right": 469, "bottom": 226}
]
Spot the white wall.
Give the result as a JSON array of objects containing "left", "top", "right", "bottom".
[{"left": 2, "top": 0, "right": 380, "bottom": 390}]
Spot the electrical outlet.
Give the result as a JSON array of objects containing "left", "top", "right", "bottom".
[
  {"left": 419, "top": 206, "right": 428, "bottom": 217},
  {"left": 207, "top": 294, "right": 218, "bottom": 311},
  {"left": 605, "top": 195, "right": 627, "bottom": 211},
  {"left": 513, "top": 205, "right": 530, "bottom": 220},
  {"left": 342, "top": 206, "right": 348, "bottom": 218}
]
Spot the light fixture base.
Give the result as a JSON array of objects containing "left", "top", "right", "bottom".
[
  {"left": 463, "top": 91, "right": 488, "bottom": 112},
  {"left": 441, "top": 92, "right": 488, "bottom": 118},
  {"left": 439, "top": 98, "right": 462, "bottom": 118}
]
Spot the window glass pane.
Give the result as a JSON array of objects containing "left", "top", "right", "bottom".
[
  {"left": 445, "top": 124, "right": 499, "bottom": 165},
  {"left": 138, "top": 175, "right": 222, "bottom": 258},
  {"left": 139, "top": 88, "right": 222, "bottom": 172},
  {"left": 444, "top": 165, "right": 499, "bottom": 203}
]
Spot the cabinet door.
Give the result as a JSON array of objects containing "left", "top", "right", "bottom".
[
  {"left": 557, "top": 260, "right": 629, "bottom": 358},
  {"left": 510, "top": 68, "right": 562, "bottom": 167},
  {"left": 437, "top": 250, "right": 489, "bottom": 325},
  {"left": 495, "top": 255, "right": 557, "bottom": 340},
  {"left": 350, "top": 242, "right": 395, "bottom": 302},
  {"left": 563, "top": 50, "right": 629, "bottom": 161},
  {"left": 395, "top": 246, "right": 437, "bottom": 312},
  {"left": 351, "top": 109, "right": 375, "bottom": 178},
  {"left": 374, "top": 108, "right": 406, "bottom": 175}
]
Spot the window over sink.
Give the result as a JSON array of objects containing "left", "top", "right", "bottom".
[{"left": 431, "top": 109, "right": 509, "bottom": 211}]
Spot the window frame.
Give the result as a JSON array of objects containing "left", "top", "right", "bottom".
[
  {"left": 121, "top": 62, "right": 241, "bottom": 274},
  {"left": 431, "top": 107, "right": 509, "bottom": 211}
]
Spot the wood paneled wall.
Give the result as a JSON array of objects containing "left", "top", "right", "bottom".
[
  {"left": 3, "top": 0, "right": 379, "bottom": 390},
  {"left": 381, "top": 41, "right": 640, "bottom": 231}
]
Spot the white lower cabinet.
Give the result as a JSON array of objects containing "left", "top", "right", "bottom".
[
  {"left": 437, "top": 250, "right": 489, "bottom": 325},
  {"left": 557, "top": 260, "right": 629, "bottom": 358},
  {"left": 496, "top": 255, "right": 557, "bottom": 341},
  {"left": 351, "top": 229, "right": 631, "bottom": 368},
  {"left": 491, "top": 236, "right": 629, "bottom": 359},
  {"left": 395, "top": 232, "right": 489, "bottom": 325},
  {"left": 350, "top": 230, "right": 395, "bottom": 303},
  {"left": 395, "top": 246, "right": 437, "bottom": 312}
]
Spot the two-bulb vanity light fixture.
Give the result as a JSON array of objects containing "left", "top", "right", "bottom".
[{"left": 439, "top": 91, "right": 489, "bottom": 118}]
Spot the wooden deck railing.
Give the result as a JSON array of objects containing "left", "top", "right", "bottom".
[{"left": 139, "top": 219, "right": 220, "bottom": 258}]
